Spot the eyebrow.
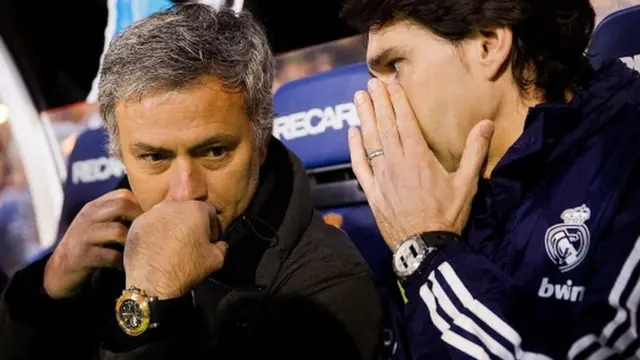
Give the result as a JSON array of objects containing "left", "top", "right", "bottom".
[
  {"left": 129, "top": 134, "right": 239, "bottom": 156},
  {"left": 367, "top": 47, "right": 403, "bottom": 72}
]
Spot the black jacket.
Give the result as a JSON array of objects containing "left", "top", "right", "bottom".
[
  {"left": 0, "top": 271, "right": 6, "bottom": 293},
  {"left": 0, "top": 139, "right": 382, "bottom": 360}
]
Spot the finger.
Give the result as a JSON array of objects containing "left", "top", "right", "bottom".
[
  {"left": 86, "top": 222, "right": 129, "bottom": 246},
  {"left": 95, "top": 189, "right": 138, "bottom": 204},
  {"left": 200, "top": 202, "right": 222, "bottom": 240},
  {"left": 354, "top": 89, "right": 382, "bottom": 156},
  {"left": 88, "top": 193, "right": 144, "bottom": 223},
  {"left": 455, "top": 120, "right": 494, "bottom": 185},
  {"left": 348, "top": 127, "right": 376, "bottom": 196},
  {"left": 368, "top": 79, "right": 402, "bottom": 157},
  {"left": 84, "top": 246, "right": 123, "bottom": 270},
  {"left": 387, "top": 80, "right": 431, "bottom": 156},
  {"left": 208, "top": 241, "right": 228, "bottom": 272},
  {"left": 213, "top": 240, "right": 229, "bottom": 258}
]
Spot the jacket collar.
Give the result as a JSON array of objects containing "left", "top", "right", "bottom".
[
  {"left": 210, "top": 138, "right": 313, "bottom": 289},
  {"left": 471, "top": 60, "right": 640, "bottom": 237},
  {"left": 496, "top": 60, "right": 640, "bottom": 179}
]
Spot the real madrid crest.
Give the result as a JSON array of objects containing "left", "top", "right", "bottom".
[{"left": 544, "top": 204, "right": 591, "bottom": 273}]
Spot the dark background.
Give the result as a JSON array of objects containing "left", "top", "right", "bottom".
[{"left": 0, "top": 0, "right": 357, "bottom": 111}]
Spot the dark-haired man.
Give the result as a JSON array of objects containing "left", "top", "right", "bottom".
[{"left": 342, "top": 0, "right": 640, "bottom": 358}]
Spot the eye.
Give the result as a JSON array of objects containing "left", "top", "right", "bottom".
[
  {"left": 389, "top": 59, "right": 402, "bottom": 73},
  {"left": 206, "top": 146, "right": 228, "bottom": 159},
  {"left": 137, "top": 153, "right": 168, "bottom": 162}
]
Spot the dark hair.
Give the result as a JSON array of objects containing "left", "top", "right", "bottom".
[{"left": 342, "top": 0, "right": 596, "bottom": 103}]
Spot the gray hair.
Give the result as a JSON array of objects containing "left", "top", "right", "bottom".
[{"left": 98, "top": 4, "right": 275, "bottom": 156}]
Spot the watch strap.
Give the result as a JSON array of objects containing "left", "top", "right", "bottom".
[
  {"left": 393, "top": 231, "right": 460, "bottom": 279},
  {"left": 419, "top": 231, "right": 460, "bottom": 248},
  {"left": 148, "top": 292, "right": 195, "bottom": 325}
]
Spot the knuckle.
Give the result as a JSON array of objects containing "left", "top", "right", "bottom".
[
  {"left": 64, "top": 222, "right": 89, "bottom": 245},
  {"left": 109, "top": 223, "right": 129, "bottom": 239},
  {"left": 126, "top": 229, "right": 141, "bottom": 246},
  {"left": 193, "top": 201, "right": 209, "bottom": 212},
  {"left": 107, "top": 197, "right": 136, "bottom": 214},
  {"left": 80, "top": 200, "right": 99, "bottom": 217},
  {"left": 105, "top": 251, "right": 123, "bottom": 266},
  {"left": 192, "top": 202, "right": 211, "bottom": 220},
  {"left": 124, "top": 232, "right": 142, "bottom": 257},
  {"left": 61, "top": 246, "right": 85, "bottom": 272},
  {"left": 164, "top": 200, "right": 185, "bottom": 213},
  {"left": 54, "top": 246, "right": 73, "bottom": 270},
  {"left": 86, "top": 251, "right": 104, "bottom": 268},
  {"left": 378, "top": 120, "right": 396, "bottom": 134},
  {"left": 79, "top": 226, "right": 95, "bottom": 245},
  {"left": 361, "top": 121, "right": 376, "bottom": 134},
  {"left": 100, "top": 198, "right": 122, "bottom": 215},
  {"left": 150, "top": 201, "right": 167, "bottom": 214},
  {"left": 112, "top": 189, "right": 135, "bottom": 201}
]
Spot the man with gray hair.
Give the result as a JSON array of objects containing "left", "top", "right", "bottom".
[{"left": 0, "top": 4, "right": 382, "bottom": 360}]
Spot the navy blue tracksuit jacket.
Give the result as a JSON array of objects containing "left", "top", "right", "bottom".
[{"left": 402, "top": 60, "right": 640, "bottom": 359}]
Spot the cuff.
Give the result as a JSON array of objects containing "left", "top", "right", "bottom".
[
  {"left": 401, "top": 241, "right": 467, "bottom": 291},
  {"left": 3, "top": 254, "right": 91, "bottom": 327}
]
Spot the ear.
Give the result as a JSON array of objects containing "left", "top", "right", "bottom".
[{"left": 473, "top": 26, "right": 513, "bottom": 81}]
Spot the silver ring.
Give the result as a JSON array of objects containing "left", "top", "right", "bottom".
[{"left": 366, "top": 149, "right": 385, "bottom": 161}]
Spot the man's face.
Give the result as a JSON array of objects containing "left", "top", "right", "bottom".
[
  {"left": 367, "top": 21, "right": 502, "bottom": 171},
  {"left": 115, "top": 78, "right": 264, "bottom": 230}
]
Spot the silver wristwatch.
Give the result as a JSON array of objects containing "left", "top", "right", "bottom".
[
  {"left": 392, "top": 234, "right": 438, "bottom": 278},
  {"left": 392, "top": 231, "right": 461, "bottom": 279}
]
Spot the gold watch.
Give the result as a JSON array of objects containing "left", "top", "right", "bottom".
[{"left": 115, "top": 286, "right": 159, "bottom": 336}]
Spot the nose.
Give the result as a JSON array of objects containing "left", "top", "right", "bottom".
[{"left": 166, "top": 158, "right": 208, "bottom": 202}]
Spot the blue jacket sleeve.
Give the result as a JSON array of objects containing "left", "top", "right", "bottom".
[
  {"left": 400, "top": 183, "right": 640, "bottom": 360},
  {"left": 401, "top": 242, "right": 549, "bottom": 360}
]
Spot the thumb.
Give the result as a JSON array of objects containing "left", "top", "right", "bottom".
[{"left": 456, "top": 120, "right": 494, "bottom": 185}]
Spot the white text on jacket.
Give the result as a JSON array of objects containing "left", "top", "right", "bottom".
[{"left": 537, "top": 277, "right": 585, "bottom": 302}]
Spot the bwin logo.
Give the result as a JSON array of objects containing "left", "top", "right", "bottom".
[
  {"left": 72, "top": 157, "right": 125, "bottom": 184},
  {"left": 272, "top": 103, "right": 360, "bottom": 141},
  {"left": 537, "top": 277, "right": 585, "bottom": 302}
]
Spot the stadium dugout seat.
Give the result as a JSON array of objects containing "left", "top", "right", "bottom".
[
  {"left": 588, "top": 4, "right": 640, "bottom": 70},
  {"left": 55, "top": 127, "right": 127, "bottom": 245},
  {"left": 273, "top": 63, "right": 409, "bottom": 359}
]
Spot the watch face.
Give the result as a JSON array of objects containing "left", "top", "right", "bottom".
[
  {"left": 115, "top": 290, "right": 151, "bottom": 336},
  {"left": 393, "top": 237, "right": 428, "bottom": 278},
  {"left": 118, "top": 299, "right": 144, "bottom": 330}
]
